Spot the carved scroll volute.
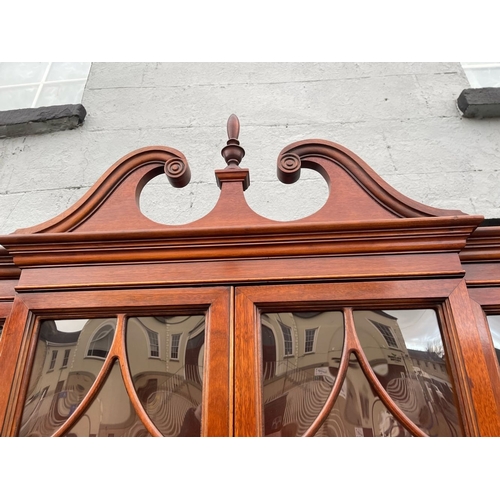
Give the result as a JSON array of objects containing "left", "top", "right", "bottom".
[
  {"left": 164, "top": 156, "right": 191, "bottom": 188},
  {"left": 13, "top": 146, "right": 192, "bottom": 234},
  {"left": 277, "top": 152, "right": 302, "bottom": 185},
  {"left": 277, "top": 140, "right": 469, "bottom": 220}
]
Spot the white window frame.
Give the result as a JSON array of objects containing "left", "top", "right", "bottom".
[
  {"left": 170, "top": 333, "right": 181, "bottom": 360},
  {"left": 279, "top": 322, "right": 293, "bottom": 356},
  {"left": 147, "top": 329, "right": 160, "bottom": 358},
  {"left": 304, "top": 327, "right": 317, "bottom": 354}
]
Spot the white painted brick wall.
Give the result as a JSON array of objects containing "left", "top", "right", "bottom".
[{"left": 1, "top": 62, "right": 498, "bottom": 235}]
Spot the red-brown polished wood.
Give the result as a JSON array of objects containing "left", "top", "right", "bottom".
[{"left": 0, "top": 115, "right": 498, "bottom": 436}]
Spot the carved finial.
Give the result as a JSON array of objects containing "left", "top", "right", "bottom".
[
  {"left": 221, "top": 114, "right": 245, "bottom": 168},
  {"left": 227, "top": 114, "right": 240, "bottom": 141}
]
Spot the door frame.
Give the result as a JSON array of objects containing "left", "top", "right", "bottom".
[
  {"left": 234, "top": 279, "right": 500, "bottom": 436},
  {"left": 0, "top": 286, "right": 232, "bottom": 437}
]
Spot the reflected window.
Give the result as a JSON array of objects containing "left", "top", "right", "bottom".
[
  {"left": 370, "top": 320, "right": 398, "bottom": 348},
  {"left": 61, "top": 349, "right": 70, "bottom": 368},
  {"left": 170, "top": 333, "right": 181, "bottom": 360},
  {"left": 147, "top": 330, "right": 159, "bottom": 358},
  {"left": 304, "top": 328, "right": 317, "bottom": 353},
  {"left": 48, "top": 350, "right": 58, "bottom": 371},
  {"left": 87, "top": 324, "right": 114, "bottom": 358},
  {"left": 279, "top": 322, "right": 293, "bottom": 356}
]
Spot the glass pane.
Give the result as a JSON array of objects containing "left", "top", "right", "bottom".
[
  {"left": 317, "top": 355, "right": 411, "bottom": 437},
  {"left": 47, "top": 62, "right": 91, "bottom": 81},
  {"left": 126, "top": 316, "right": 205, "bottom": 437},
  {"left": 36, "top": 81, "right": 86, "bottom": 107},
  {"left": 64, "top": 362, "right": 150, "bottom": 437},
  {"left": 462, "top": 63, "right": 500, "bottom": 88},
  {"left": 0, "top": 85, "right": 38, "bottom": 111},
  {"left": 260, "top": 311, "right": 344, "bottom": 436},
  {"left": 486, "top": 315, "right": 500, "bottom": 367},
  {"left": 353, "top": 310, "right": 462, "bottom": 436},
  {"left": 19, "top": 318, "right": 116, "bottom": 437},
  {"left": 0, "top": 62, "right": 48, "bottom": 86}
]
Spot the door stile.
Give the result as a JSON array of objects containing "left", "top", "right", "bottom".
[
  {"left": 234, "top": 288, "right": 263, "bottom": 436},
  {"left": 0, "top": 297, "right": 32, "bottom": 435},
  {"left": 442, "top": 280, "right": 500, "bottom": 435},
  {"left": 202, "top": 287, "right": 233, "bottom": 436},
  {"left": 229, "top": 286, "right": 235, "bottom": 437}
]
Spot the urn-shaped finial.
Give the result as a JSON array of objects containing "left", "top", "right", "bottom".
[{"left": 221, "top": 114, "right": 245, "bottom": 168}]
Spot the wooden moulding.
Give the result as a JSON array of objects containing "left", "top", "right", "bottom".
[
  {"left": 461, "top": 226, "right": 500, "bottom": 262},
  {"left": 0, "top": 121, "right": 482, "bottom": 267},
  {"left": 15, "top": 253, "right": 466, "bottom": 293},
  {"left": 461, "top": 226, "right": 500, "bottom": 287}
]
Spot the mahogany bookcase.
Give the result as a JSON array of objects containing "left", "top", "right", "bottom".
[{"left": 0, "top": 116, "right": 499, "bottom": 437}]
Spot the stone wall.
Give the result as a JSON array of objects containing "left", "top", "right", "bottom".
[{"left": 1, "top": 62, "right": 499, "bottom": 234}]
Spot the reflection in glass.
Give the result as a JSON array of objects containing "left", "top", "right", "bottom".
[
  {"left": 317, "top": 356, "right": 411, "bottom": 437},
  {"left": 20, "top": 318, "right": 116, "bottom": 436},
  {"left": 64, "top": 362, "right": 151, "bottom": 437},
  {"left": 486, "top": 315, "right": 500, "bottom": 367},
  {"left": 126, "top": 316, "right": 205, "bottom": 437},
  {"left": 353, "top": 310, "right": 462, "bottom": 436},
  {"left": 260, "top": 312, "right": 344, "bottom": 436},
  {"left": 261, "top": 309, "right": 463, "bottom": 437}
]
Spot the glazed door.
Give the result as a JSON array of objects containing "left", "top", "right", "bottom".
[
  {"left": 3, "top": 281, "right": 499, "bottom": 437},
  {"left": 0, "top": 287, "right": 232, "bottom": 437},
  {"left": 234, "top": 280, "right": 500, "bottom": 437}
]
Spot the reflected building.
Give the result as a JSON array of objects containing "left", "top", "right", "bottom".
[
  {"left": 261, "top": 310, "right": 462, "bottom": 437},
  {"left": 20, "top": 315, "right": 205, "bottom": 437}
]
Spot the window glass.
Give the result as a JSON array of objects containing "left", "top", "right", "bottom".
[
  {"left": 126, "top": 316, "right": 205, "bottom": 437},
  {"left": 260, "top": 309, "right": 462, "bottom": 437},
  {"left": 352, "top": 310, "right": 462, "bottom": 437},
  {"left": 0, "top": 85, "right": 38, "bottom": 110},
  {"left": 64, "top": 363, "right": 151, "bottom": 437},
  {"left": 461, "top": 62, "right": 500, "bottom": 88},
  {"left": 36, "top": 81, "right": 87, "bottom": 107},
  {"left": 20, "top": 318, "right": 116, "bottom": 437},
  {"left": 0, "top": 62, "right": 48, "bottom": 86},
  {"left": 260, "top": 311, "right": 344, "bottom": 436},
  {"left": 0, "top": 62, "right": 91, "bottom": 111}
]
